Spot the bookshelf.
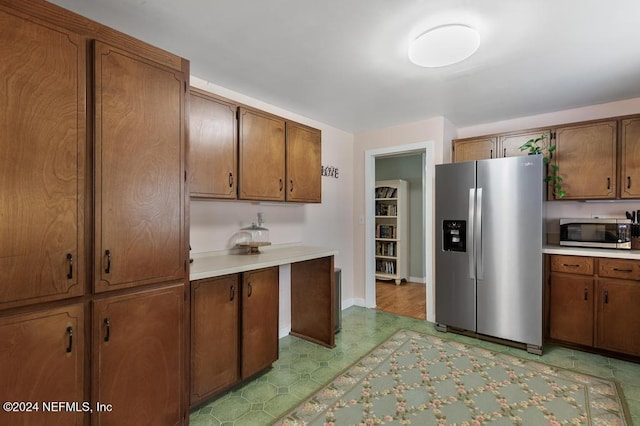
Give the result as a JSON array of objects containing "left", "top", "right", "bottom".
[{"left": 375, "top": 179, "right": 409, "bottom": 285}]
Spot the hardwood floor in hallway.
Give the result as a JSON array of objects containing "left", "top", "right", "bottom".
[{"left": 375, "top": 280, "right": 426, "bottom": 320}]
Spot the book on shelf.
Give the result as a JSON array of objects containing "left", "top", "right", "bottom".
[
  {"left": 375, "top": 241, "right": 396, "bottom": 257},
  {"left": 375, "top": 224, "right": 396, "bottom": 239},
  {"left": 375, "top": 186, "right": 397, "bottom": 199},
  {"left": 376, "top": 259, "right": 396, "bottom": 274},
  {"left": 375, "top": 203, "right": 397, "bottom": 216}
]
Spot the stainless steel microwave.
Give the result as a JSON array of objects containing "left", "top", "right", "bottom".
[{"left": 559, "top": 218, "right": 631, "bottom": 249}]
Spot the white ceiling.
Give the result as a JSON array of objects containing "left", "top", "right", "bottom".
[{"left": 49, "top": 0, "right": 640, "bottom": 133}]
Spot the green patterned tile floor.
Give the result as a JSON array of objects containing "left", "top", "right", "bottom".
[{"left": 189, "top": 306, "right": 640, "bottom": 425}]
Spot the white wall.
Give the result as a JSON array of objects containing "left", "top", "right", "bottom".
[
  {"left": 189, "top": 76, "right": 355, "bottom": 328},
  {"left": 455, "top": 97, "right": 640, "bottom": 240},
  {"left": 352, "top": 117, "right": 449, "bottom": 306}
]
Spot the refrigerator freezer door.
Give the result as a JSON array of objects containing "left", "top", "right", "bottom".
[
  {"left": 435, "top": 161, "right": 477, "bottom": 332},
  {"left": 476, "top": 155, "right": 544, "bottom": 347}
]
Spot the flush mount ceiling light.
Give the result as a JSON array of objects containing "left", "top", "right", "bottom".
[{"left": 408, "top": 24, "right": 480, "bottom": 67}]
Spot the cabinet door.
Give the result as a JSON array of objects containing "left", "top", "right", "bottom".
[
  {"left": 286, "top": 121, "right": 321, "bottom": 202},
  {"left": 596, "top": 279, "right": 640, "bottom": 356},
  {"left": 93, "top": 283, "right": 184, "bottom": 425},
  {"left": 0, "top": 304, "right": 84, "bottom": 426},
  {"left": 549, "top": 273, "right": 594, "bottom": 346},
  {"left": 191, "top": 275, "right": 239, "bottom": 405},
  {"left": 0, "top": 8, "right": 85, "bottom": 309},
  {"left": 242, "top": 267, "right": 279, "bottom": 379},
  {"left": 452, "top": 137, "right": 497, "bottom": 162},
  {"left": 189, "top": 89, "right": 237, "bottom": 199},
  {"left": 94, "top": 41, "right": 186, "bottom": 293},
  {"left": 553, "top": 121, "right": 617, "bottom": 199},
  {"left": 238, "top": 108, "right": 286, "bottom": 201},
  {"left": 620, "top": 117, "right": 640, "bottom": 199},
  {"left": 291, "top": 256, "right": 336, "bottom": 348},
  {"left": 499, "top": 130, "right": 551, "bottom": 158}
]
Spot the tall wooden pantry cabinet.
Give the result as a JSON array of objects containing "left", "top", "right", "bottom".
[{"left": 0, "top": 1, "right": 189, "bottom": 424}]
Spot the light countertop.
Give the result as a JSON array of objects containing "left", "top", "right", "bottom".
[
  {"left": 190, "top": 244, "right": 338, "bottom": 281},
  {"left": 543, "top": 245, "right": 640, "bottom": 260}
]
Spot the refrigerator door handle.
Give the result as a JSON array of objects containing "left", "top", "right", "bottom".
[
  {"left": 468, "top": 188, "right": 476, "bottom": 279},
  {"left": 476, "top": 188, "right": 483, "bottom": 280}
]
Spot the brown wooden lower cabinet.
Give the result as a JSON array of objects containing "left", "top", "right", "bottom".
[
  {"left": 190, "top": 275, "right": 239, "bottom": 405},
  {"left": 549, "top": 273, "right": 594, "bottom": 346},
  {"left": 189, "top": 257, "right": 336, "bottom": 407},
  {"left": 0, "top": 303, "right": 85, "bottom": 426},
  {"left": 189, "top": 267, "right": 279, "bottom": 406},
  {"left": 596, "top": 279, "right": 640, "bottom": 356},
  {"left": 92, "top": 283, "right": 184, "bottom": 425},
  {"left": 548, "top": 254, "right": 640, "bottom": 358},
  {"left": 242, "top": 267, "right": 279, "bottom": 379}
]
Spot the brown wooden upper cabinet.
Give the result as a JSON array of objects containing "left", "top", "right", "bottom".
[
  {"left": 552, "top": 120, "right": 617, "bottom": 200},
  {"left": 499, "top": 130, "right": 550, "bottom": 158},
  {"left": 286, "top": 121, "right": 322, "bottom": 203},
  {"left": 453, "top": 129, "right": 550, "bottom": 163},
  {"left": 620, "top": 116, "right": 640, "bottom": 199},
  {"left": 189, "top": 89, "right": 238, "bottom": 199},
  {"left": 0, "top": 8, "right": 86, "bottom": 309},
  {"left": 238, "top": 107, "right": 287, "bottom": 201},
  {"left": 93, "top": 41, "right": 186, "bottom": 293},
  {"left": 452, "top": 116, "right": 640, "bottom": 200},
  {"left": 452, "top": 136, "right": 496, "bottom": 162},
  {"left": 238, "top": 107, "right": 322, "bottom": 203}
]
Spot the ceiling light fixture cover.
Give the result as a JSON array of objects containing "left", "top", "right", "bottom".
[{"left": 409, "top": 24, "right": 480, "bottom": 67}]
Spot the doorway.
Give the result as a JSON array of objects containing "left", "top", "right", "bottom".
[
  {"left": 374, "top": 154, "right": 426, "bottom": 320},
  {"left": 364, "top": 142, "right": 435, "bottom": 323}
]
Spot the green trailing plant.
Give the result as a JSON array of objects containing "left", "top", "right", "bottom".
[{"left": 519, "top": 134, "right": 565, "bottom": 198}]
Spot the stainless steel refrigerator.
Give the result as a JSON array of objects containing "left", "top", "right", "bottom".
[{"left": 435, "top": 155, "right": 544, "bottom": 354}]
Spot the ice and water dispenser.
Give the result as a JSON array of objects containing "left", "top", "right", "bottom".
[{"left": 442, "top": 220, "right": 466, "bottom": 252}]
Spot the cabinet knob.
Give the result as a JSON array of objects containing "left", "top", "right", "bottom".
[
  {"left": 628, "top": 176, "right": 632, "bottom": 189},
  {"left": 105, "top": 250, "right": 111, "bottom": 274},
  {"left": 607, "top": 177, "right": 611, "bottom": 190},
  {"left": 604, "top": 290, "right": 609, "bottom": 304},
  {"left": 230, "top": 285, "right": 235, "bottom": 301},
  {"left": 247, "top": 282, "right": 253, "bottom": 298},
  {"left": 229, "top": 172, "right": 233, "bottom": 188},
  {"left": 290, "top": 179, "right": 294, "bottom": 193},
  {"left": 279, "top": 179, "right": 283, "bottom": 192},
  {"left": 584, "top": 288, "right": 588, "bottom": 301}
]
